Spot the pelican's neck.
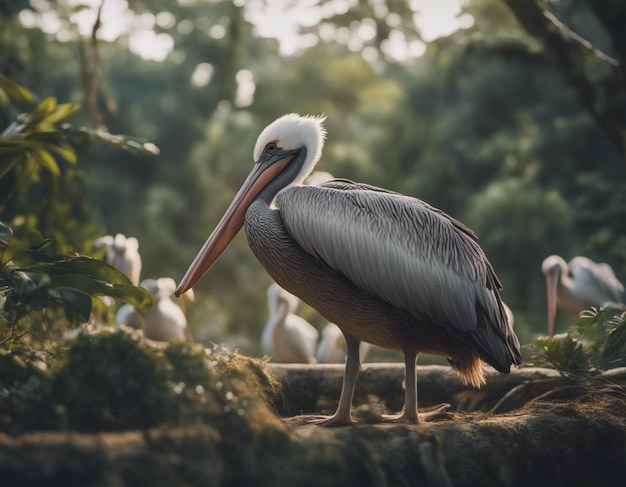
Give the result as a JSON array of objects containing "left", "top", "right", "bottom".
[
  {"left": 272, "top": 298, "right": 288, "bottom": 341},
  {"left": 554, "top": 262, "right": 590, "bottom": 316},
  {"left": 268, "top": 295, "right": 287, "bottom": 324},
  {"left": 555, "top": 262, "right": 575, "bottom": 296},
  {"left": 257, "top": 147, "right": 311, "bottom": 205},
  {"left": 264, "top": 294, "right": 288, "bottom": 348}
]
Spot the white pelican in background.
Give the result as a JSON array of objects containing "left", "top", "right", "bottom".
[
  {"left": 304, "top": 170, "right": 334, "bottom": 186},
  {"left": 176, "top": 114, "right": 522, "bottom": 425},
  {"left": 503, "top": 302, "right": 514, "bottom": 329},
  {"left": 542, "top": 255, "right": 624, "bottom": 336},
  {"left": 94, "top": 233, "right": 142, "bottom": 285},
  {"left": 117, "top": 277, "right": 192, "bottom": 342},
  {"left": 262, "top": 282, "right": 319, "bottom": 363},
  {"left": 316, "top": 323, "right": 371, "bottom": 363}
]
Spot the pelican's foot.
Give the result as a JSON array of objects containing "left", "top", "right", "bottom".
[{"left": 383, "top": 403, "right": 452, "bottom": 424}]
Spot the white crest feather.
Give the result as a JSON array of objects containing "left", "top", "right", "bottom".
[{"left": 253, "top": 113, "right": 327, "bottom": 185}]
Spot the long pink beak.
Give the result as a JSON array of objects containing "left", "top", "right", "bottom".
[
  {"left": 544, "top": 269, "right": 559, "bottom": 337},
  {"left": 175, "top": 155, "right": 294, "bottom": 297}
]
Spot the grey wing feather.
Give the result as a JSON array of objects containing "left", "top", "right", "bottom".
[
  {"left": 569, "top": 257, "right": 625, "bottom": 303},
  {"left": 277, "top": 184, "right": 504, "bottom": 335}
]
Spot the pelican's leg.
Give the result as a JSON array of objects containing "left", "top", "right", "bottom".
[
  {"left": 384, "top": 350, "right": 450, "bottom": 423},
  {"left": 316, "top": 333, "right": 361, "bottom": 427}
]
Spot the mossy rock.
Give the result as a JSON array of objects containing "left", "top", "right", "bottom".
[
  {"left": 1, "top": 390, "right": 626, "bottom": 487},
  {"left": 0, "top": 327, "right": 280, "bottom": 435},
  {"left": 2, "top": 328, "right": 626, "bottom": 486}
]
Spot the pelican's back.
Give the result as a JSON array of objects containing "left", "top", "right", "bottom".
[{"left": 277, "top": 180, "right": 521, "bottom": 373}]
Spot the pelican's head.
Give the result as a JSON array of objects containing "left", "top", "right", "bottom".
[
  {"left": 541, "top": 255, "right": 566, "bottom": 277},
  {"left": 175, "top": 114, "right": 326, "bottom": 296},
  {"left": 253, "top": 113, "right": 326, "bottom": 187},
  {"left": 267, "top": 282, "right": 299, "bottom": 313}
]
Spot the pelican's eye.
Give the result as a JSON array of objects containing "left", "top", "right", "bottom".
[{"left": 264, "top": 141, "right": 278, "bottom": 154}]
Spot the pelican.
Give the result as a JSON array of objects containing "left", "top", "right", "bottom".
[
  {"left": 94, "top": 233, "right": 142, "bottom": 285},
  {"left": 176, "top": 113, "right": 522, "bottom": 425},
  {"left": 262, "top": 282, "right": 319, "bottom": 363},
  {"left": 117, "top": 277, "right": 193, "bottom": 342},
  {"left": 542, "top": 255, "right": 624, "bottom": 336},
  {"left": 304, "top": 170, "right": 334, "bottom": 186},
  {"left": 503, "top": 302, "right": 514, "bottom": 329},
  {"left": 316, "top": 322, "right": 371, "bottom": 364}
]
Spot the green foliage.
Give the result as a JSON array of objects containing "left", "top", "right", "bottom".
[
  {"left": 574, "top": 305, "right": 626, "bottom": 370},
  {"left": 530, "top": 304, "right": 626, "bottom": 375},
  {"left": 601, "top": 319, "right": 626, "bottom": 370},
  {"left": 0, "top": 350, "right": 55, "bottom": 433},
  {"left": 531, "top": 335, "right": 594, "bottom": 376},
  {"left": 0, "top": 72, "right": 35, "bottom": 105},
  {"left": 164, "top": 340, "right": 281, "bottom": 427},
  {"left": 52, "top": 329, "right": 175, "bottom": 431},
  {"left": 0, "top": 328, "right": 280, "bottom": 434},
  {"left": 0, "top": 74, "right": 80, "bottom": 211},
  {"left": 0, "top": 73, "right": 159, "bottom": 255},
  {"left": 0, "top": 221, "right": 152, "bottom": 349},
  {"left": 2, "top": 0, "right": 626, "bottom": 352}
]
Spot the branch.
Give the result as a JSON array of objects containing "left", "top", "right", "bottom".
[
  {"left": 501, "top": 0, "right": 626, "bottom": 162},
  {"left": 80, "top": 0, "right": 105, "bottom": 127},
  {"left": 586, "top": 0, "right": 626, "bottom": 62}
]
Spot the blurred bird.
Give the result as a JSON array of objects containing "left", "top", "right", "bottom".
[
  {"left": 262, "top": 282, "right": 319, "bottom": 363},
  {"left": 177, "top": 287, "right": 195, "bottom": 320},
  {"left": 316, "top": 322, "right": 371, "bottom": 363},
  {"left": 542, "top": 255, "right": 624, "bottom": 336},
  {"left": 503, "top": 302, "right": 514, "bottom": 329},
  {"left": 304, "top": 170, "right": 334, "bottom": 186},
  {"left": 116, "top": 277, "right": 193, "bottom": 342},
  {"left": 94, "top": 233, "right": 142, "bottom": 285},
  {"left": 114, "top": 302, "right": 138, "bottom": 329}
]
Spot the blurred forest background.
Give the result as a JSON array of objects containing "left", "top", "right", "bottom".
[{"left": 1, "top": 0, "right": 625, "bottom": 358}]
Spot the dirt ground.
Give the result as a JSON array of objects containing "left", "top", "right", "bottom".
[{"left": 1, "top": 365, "right": 625, "bottom": 487}]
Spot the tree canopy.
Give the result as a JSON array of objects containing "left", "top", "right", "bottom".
[{"left": 1, "top": 0, "right": 625, "bottom": 354}]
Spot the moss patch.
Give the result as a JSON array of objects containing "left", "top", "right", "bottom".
[{"left": 0, "top": 327, "right": 280, "bottom": 435}]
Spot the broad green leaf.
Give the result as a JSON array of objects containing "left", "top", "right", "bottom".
[
  {"left": 47, "top": 142, "right": 77, "bottom": 164},
  {"left": 27, "top": 238, "right": 54, "bottom": 254},
  {"left": 29, "top": 97, "right": 57, "bottom": 124},
  {"left": 24, "top": 256, "right": 133, "bottom": 285},
  {"left": 0, "top": 138, "right": 38, "bottom": 149},
  {"left": 3, "top": 229, "right": 46, "bottom": 265},
  {"left": 11, "top": 269, "right": 50, "bottom": 296},
  {"left": 0, "top": 74, "right": 36, "bottom": 104},
  {"left": 105, "top": 283, "right": 153, "bottom": 311},
  {"left": 50, "top": 287, "right": 92, "bottom": 323},
  {"left": 46, "top": 274, "right": 153, "bottom": 310},
  {"left": 44, "top": 103, "right": 80, "bottom": 124},
  {"left": 18, "top": 256, "right": 152, "bottom": 310},
  {"left": 30, "top": 148, "right": 60, "bottom": 176}
]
